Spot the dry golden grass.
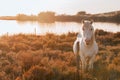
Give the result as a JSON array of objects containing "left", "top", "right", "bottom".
[{"left": 0, "top": 30, "right": 119, "bottom": 80}]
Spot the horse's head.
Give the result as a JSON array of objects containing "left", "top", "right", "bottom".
[{"left": 81, "top": 20, "right": 94, "bottom": 45}]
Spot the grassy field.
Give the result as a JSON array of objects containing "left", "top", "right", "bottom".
[{"left": 0, "top": 30, "right": 120, "bottom": 80}]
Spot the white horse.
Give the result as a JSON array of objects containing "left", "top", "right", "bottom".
[{"left": 73, "top": 20, "right": 98, "bottom": 71}]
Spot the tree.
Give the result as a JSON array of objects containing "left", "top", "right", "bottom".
[
  {"left": 76, "top": 11, "right": 86, "bottom": 16},
  {"left": 38, "top": 11, "right": 55, "bottom": 22}
]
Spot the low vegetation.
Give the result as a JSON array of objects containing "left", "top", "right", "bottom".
[{"left": 0, "top": 30, "right": 120, "bottom": 80}]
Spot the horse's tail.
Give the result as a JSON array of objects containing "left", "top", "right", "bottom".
[
  {"left": 73, "top": 33, "right": 81, "bottom": 55},
  {"left": 73, "top": 39, "right": 80, "bottom": 55},
  {"left": 73, "top": 38, "right": 80, "bottom": 79}
]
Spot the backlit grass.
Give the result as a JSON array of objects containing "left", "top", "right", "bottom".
[{"left": 0, "top": 30, "right": 119, "bottom": 80}]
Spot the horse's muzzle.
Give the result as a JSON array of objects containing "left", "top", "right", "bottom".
[{"left": 85, "top": 39, "right": 91, "bottom": 45}]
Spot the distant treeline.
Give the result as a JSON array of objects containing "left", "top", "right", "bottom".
[
  {"left": 16, "top": 12, "right": 55, "bottom": 23},
  {"left": 0, "top": 11, "right": 120, "bottom": 23},
  {"left": 56, "top": 14, "right": 120, "bottom": 23}
]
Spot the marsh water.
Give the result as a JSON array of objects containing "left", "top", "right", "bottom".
[{"left": 0, "top": 20, "right": 120, "bottom": 36}]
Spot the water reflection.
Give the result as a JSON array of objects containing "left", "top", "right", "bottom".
[
  {"left": 0, "top": 20, "right": 119, "bottom": 36},
  {"left": 37, "top": 22, "right": 120, "bottom": 35}
]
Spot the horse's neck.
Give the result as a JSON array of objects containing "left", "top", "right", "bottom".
[
  {"left": 92, "top": 34, "right": 96, "bottom": 42},
  {"left": 90, "top": 34, "right": 96, "bottom": 45}
]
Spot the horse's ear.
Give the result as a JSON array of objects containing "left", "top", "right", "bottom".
[
  {"left": 90, "top": 19, "right": 94, "bottom": 24},
  {"left": 81, "top": 19, "right": 85, "bottom": 24}
]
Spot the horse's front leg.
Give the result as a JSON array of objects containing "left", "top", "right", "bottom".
[
  {"left": 88, "top": 55, "right": 96, "bottom": 70},
  {"left": 81, "top": 55, "right": 87, "bottom": 72}
]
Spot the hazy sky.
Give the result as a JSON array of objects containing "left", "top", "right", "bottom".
[{"left": 0, "top": 0, "right": 120, "bottom": 16}]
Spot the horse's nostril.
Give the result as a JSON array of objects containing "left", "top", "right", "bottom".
[{"left": 85, "top": 39, "right": 90, "bottom": 42}]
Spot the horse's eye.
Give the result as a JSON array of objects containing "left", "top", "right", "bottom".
[{"left": 82, "top": 28, "right": 84, "bottom": 31}]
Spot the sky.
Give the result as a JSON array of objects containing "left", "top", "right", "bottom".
[{"left": 0, "top": 0, "right": 120, "bottom": 16}]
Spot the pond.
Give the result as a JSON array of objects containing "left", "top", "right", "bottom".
[{"left": 0, "top": 20, "right": 120, "bottom": 36}]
